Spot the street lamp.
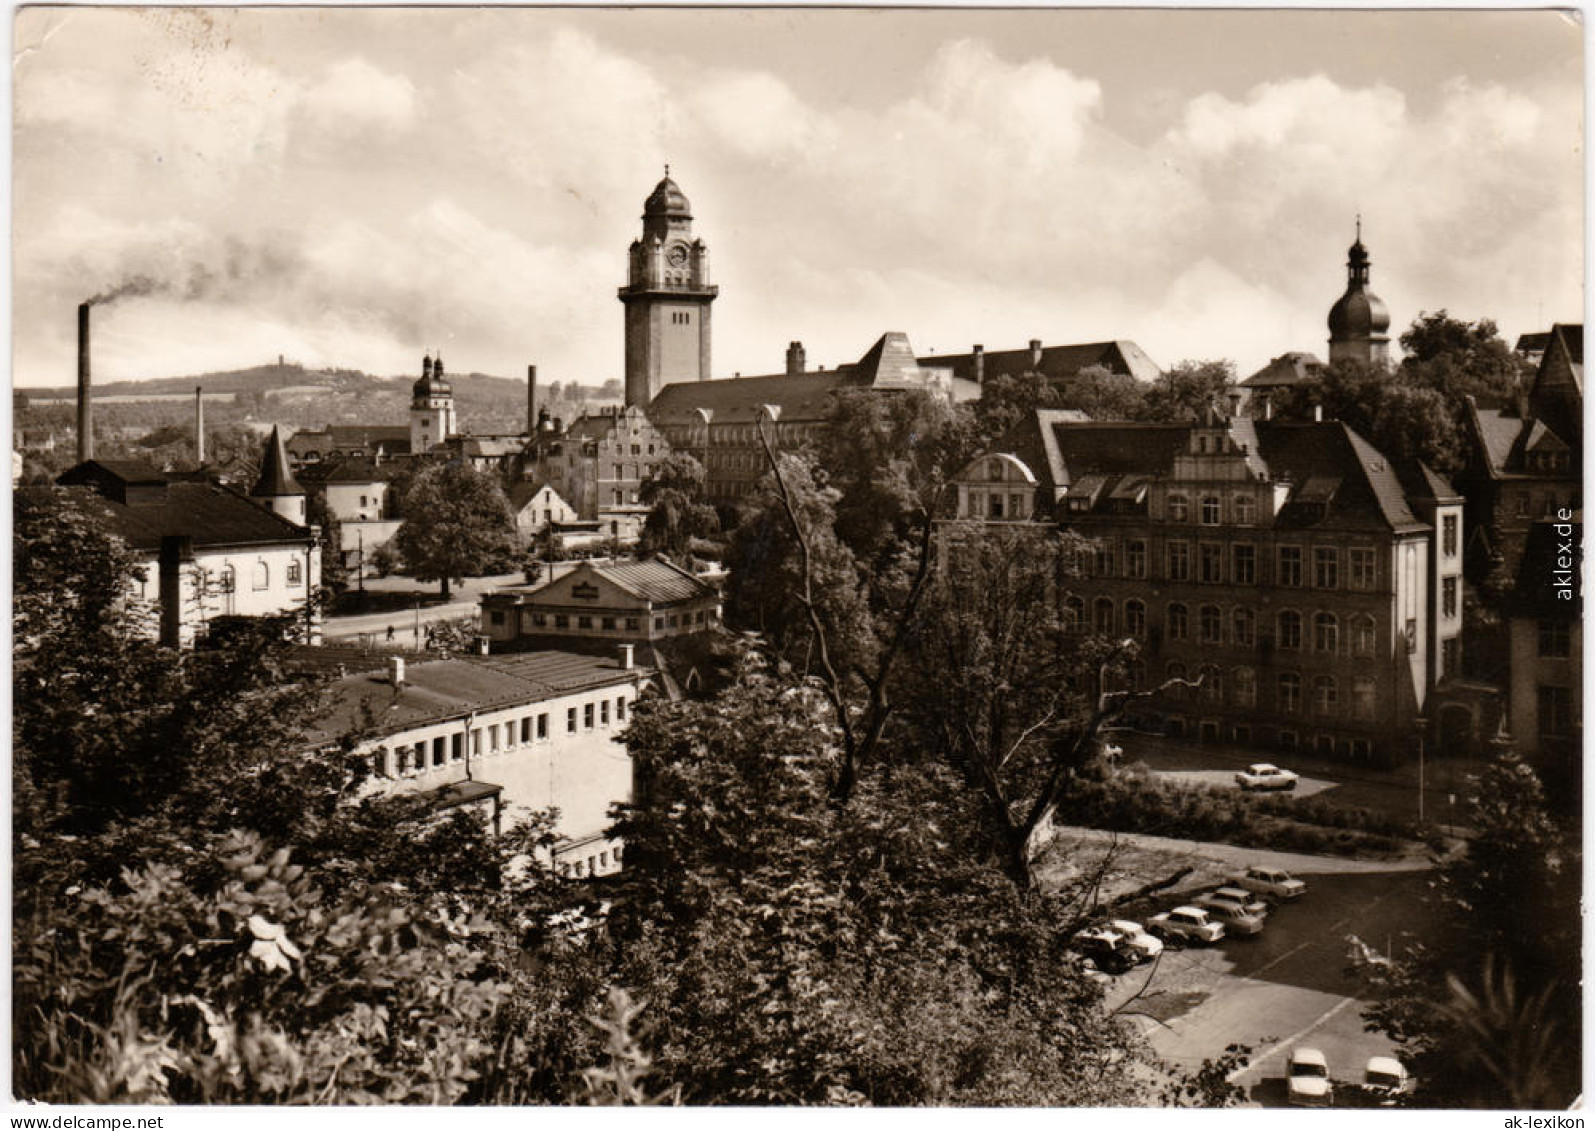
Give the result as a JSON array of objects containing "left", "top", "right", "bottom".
[{"left": 1415, "top": 714, "right": 1427, "bottom": 824}]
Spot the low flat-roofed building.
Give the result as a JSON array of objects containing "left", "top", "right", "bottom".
[
  {"left": 482, "top": 557, "right": 720, "bottom": 647},
  {"left": 300, "top": 648, "right": 651, "bottom": 878}
]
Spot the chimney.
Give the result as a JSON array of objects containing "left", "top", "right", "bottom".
[
  {"left": 619, "top": 643, "right": 634, "bottom": 671},
  {"left": 158, "top": 535, "right": 193, "bottom": 648},
  {"left": 389, "top": 656, "right": 406, "bottom": 687},
  {"left": 1030, "top": 339, "right": 1043, "bottom": 368},
  {"left": 527, "top": 364, "right": 538, "bottom": 435},
  {"left": 1313, "top": 403, "right": 1323, "bottom": 423},
  {"left": 972, "top": 344, "right": 985, "bottom": 385},
  {"left": 77, "top": 302, "right": 93, "bottom": 463},
  {"left": 194, "top": 386, "right": 205, "bottom": 465},
  {"left": 786, "top": 341, "right": 806, "bottom": 377}
]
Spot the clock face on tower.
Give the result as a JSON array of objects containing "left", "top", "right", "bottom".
[{"left": 666, "top": 243, "right": 688, "bottom": 268}]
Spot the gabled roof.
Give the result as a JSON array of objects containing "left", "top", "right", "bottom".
[
  {"left": 593, "top": 557, "right": 715, "bottom": 604},
  {"left": 1256, "top": 422, "right": 1425, "bottom": 533},
  {"left": 507, "top": 480, "right": 569, "bottom": 512},
  {"left": 1242, "top": 351, "right": 1324, "bottom": 389},
  {"left": 297, "top": 456, "right": 404, "bottom": 486},
  {"left": 649, "top": 370, "right": 859, "bottom": 426},
  {"left": 1525, "top": 419, "right": 1570, "bottom": 453},
  {"left": 60, "top": 458, "right": 167, "bottom": 486},
  {"left": 28, "top": 482, "right": 314, "bottom": 552},
  {"left": 850, "top": 332, "right": 924, "bottom": 387},
  {"left": 918, "top": 340, "right": 1162, "bottom": 384}
]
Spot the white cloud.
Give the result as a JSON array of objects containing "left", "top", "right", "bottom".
[{"left": 301, "top": 58, "right": 417, "bottom": 136}]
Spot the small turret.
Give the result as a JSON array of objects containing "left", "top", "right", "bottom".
[{"left": 251, "top": 425, "right": 307, "bottom": 525}]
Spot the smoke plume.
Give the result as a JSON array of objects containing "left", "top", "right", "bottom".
[{"left": 86, "top": 275, "right": 165, "bottom": 307}]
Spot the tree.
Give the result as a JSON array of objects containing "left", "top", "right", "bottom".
[
  {"left": 639, "top": 453, "right": 720, "bottom": 562},
  {"left": 1399, "top": 310, "right": 1530, "bottom": 407},
  {"left": 1354, "top": 749, "right": 1580, "bottom": 1107},
  {"left": 973, "top": 371, "right": 1064, "bottom": 441},
  {"left": 395, "top": 462, "right": 518, "bottom": 598},
  {"left": 1141, "top": 360, "right": 1237, "bottom": 423},
  {"left": 304, "top": 486, "right": 349, "bottom": 600},
  {"left": 1055, "top": 364, "right": 1149, "bottom": 421}
]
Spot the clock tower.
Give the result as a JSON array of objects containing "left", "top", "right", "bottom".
[{"left": 619, "top": 171, "right": 718, "bottom": 408}]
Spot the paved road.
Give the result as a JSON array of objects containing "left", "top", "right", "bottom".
[{"left": 1100, "top": 868, "right": 1433, "bottom": 1107}]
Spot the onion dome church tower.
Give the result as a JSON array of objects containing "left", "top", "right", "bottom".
[
  {"left": 410, "top": 353, "right": 458, "bottom": 453},
  {"left": 619, "top": 170, "right": 718, "bottom": 408},
  {"left": 1327, "top": 220, "right": 1391, "bottom": 367}
]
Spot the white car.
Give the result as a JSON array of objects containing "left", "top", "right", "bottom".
[
  {"left": 1198, "top": 886, "right": 1270, "bottom": 918},
  {"left": 1288, "top": 1047, "right": 1333, "bottom": 1107},
  {"left": 1192, "top": 898, "right": 1266, "bottom": 937},
  {"left": 1225, "top": 865, "right": 1307, "bottom": 901},
  {"left": 1105, "top": 919, "right": 1164, "bottom": 962},
  {"left": 1147, "top": 905, "right": 1226, "bottom": 945},
  {"left": 1235, "top": 763, "right": 1300, "bottom": 791},
  {"left": 1364, "top": 1056, "right": 1410, "bottom": 1101}
]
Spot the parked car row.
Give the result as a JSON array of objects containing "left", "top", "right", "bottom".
[
  {"left": 1142, "top": 864, "right": 1310, "bottom": 947},
  {"left": 1288, "top": 1048, "right": 1412, "bottom": 1107},
  {"left": 1070, "top": 918, "right": 1166, "bottom": 973}
]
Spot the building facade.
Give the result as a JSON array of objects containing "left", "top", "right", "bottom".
[
  {"left": 620, "top": 174, "right": 718, "bottom": 408},
  {"left": 947, "top": 409, "right": 1463, "bottom": 763},
  {"left": 481, "top": 557, "right": 721, "bottom": 647},
  {"left": 1503, "top": 514, "right": 1582, "bottom": 775}
]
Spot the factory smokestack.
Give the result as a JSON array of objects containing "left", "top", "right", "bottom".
[
  {"left": 527, "top": 364, "right": 537, "bottom": 436},
  {"left": 195, "top": 386, "right": 205, "bottom": 465},
  {"left": 77, "top": 302, "right": 93, "bottom": 463}
]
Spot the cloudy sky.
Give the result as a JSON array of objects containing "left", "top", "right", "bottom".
[{"left": 12, "top": 7, "right": 1583, "bottom": 389}]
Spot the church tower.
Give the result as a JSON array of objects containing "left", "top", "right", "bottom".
[
  {"left": 619, "top": 171, "right": 718, "bottom": 408},
  {"left": 410, "top": 353, "right": 457, "bottom": 453},
  {"left": 251, "top": 425, "right": 307, "bottom": 525},
  {"left": 1327, "top": 221, "right": 1391, "bottom": 367}
]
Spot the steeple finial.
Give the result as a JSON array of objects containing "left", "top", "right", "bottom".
[
  {"left": 664, "top": 162, "right": 670, "bottom": 178},
  {"left": 1355, "top": 212, "right": 1362, "bottom": 243}
]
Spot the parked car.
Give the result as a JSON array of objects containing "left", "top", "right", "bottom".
[
  {"left": 1073, "top": 927, "right": 1136, "bottom": 975},
  {"left": 1192, "top": 897, "right": 1266, "bottom": 937},
  {"left": 1147, "top": 905, "right": 1226, "bottom": 945},
  {"left": 1288, "top": 1048, "right": 1334, "bottom": 1107},
  {"left": 1235, "top": 763, "right": 1300, "bottom": 791},
  {"left": 1225, "top": 864, "right": 1307, "bottom": 901},
  {"left": 1363, "top": 1057, "right": 1410, "bottom": 1102},
  {"left": 1104, "top": 918, "right": 1164, "bottom": 963},
  {"left": 1197, "top": 886, "right": 1270, "bottom": 918}
]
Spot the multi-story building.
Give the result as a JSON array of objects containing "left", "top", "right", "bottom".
[
  {"left": 1503, "top": 513, "right": 1581, "bottom": 778},
  {"left": 947, "top": 408, "right": 1463, "bottom": 764},
  {"left": 507, "top": 480, "right": 579, "bottom": 545},
  {"left": 519, "top": 405, "right": 674, "bottom": 542},
  {"left": 301, "top": 648, "right": 650, "bottom": 878},
  {"left": 619, "top": 173, "right": 718, "bottom": 408},
  {"left": 1459, "top": 323, "right": 1583, "bottom": 583},
  {"left": 480, "top": 557, "right": 721, "bottom": 649}
]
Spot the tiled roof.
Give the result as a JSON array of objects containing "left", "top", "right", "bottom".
[
  {"left": 1046, "top": 422, "right": 1190, "bottom": 484},
  {"left": 29, "top": 482, "right": 315, "bottom": 552},
  {"left": 507, "top": 480, "right": 567, "bottom": 511},
  {"left": 252, "top": 426, "right": 304, "bottom": 497},
  {"left": 297, "top": 456, "right": 405, "bottom": 486},
  {"left": 64, "top": 458, "right": 166, "bottom": 485},
  {"left": 649, "top": 370, "right": 859, "bottom": 426},
  {"left": 918, "top": 340, "right": 1162, "bottom": 384},
  {"left": 593, "top": 557, "right": 715, "bottom": 604},
  {"left": 1394, "top": 460, "right": 1463, "bottom": 504},
  {"left": 302, "top": 650, "right": 644, "bottom": 745},
  {"left": 1257, "top": 422, "right": 1425, "bottom": 533},
  {"left": 850, "top": 332, "right": 924, "bottom": 386},
  {"left": 1467, "top": 402, "right": 1524, "bottom": 476},
  {"left": 1242, "top": 351, "right": 1324, "bottom": 388}
]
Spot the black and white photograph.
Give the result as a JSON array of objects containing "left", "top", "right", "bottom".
[{"left": 8, "top": 4, "right": 1584, "bottom": 1114}]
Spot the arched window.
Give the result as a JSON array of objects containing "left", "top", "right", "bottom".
[
  {"left": 1232, "top": 606, "right": 1255, "bottom": 646},
  {"left": 1351, "top": 615, "right": 1376, "bottom": 657},
  {"left": 220, "top": 564, "right": 237, "bottom": 593},
  {"left": 1278, "top": 672, "right": 1302, "bottom": 714},
  {"left": 1199, "top": 605, "right": 1223, "bottom": 644},
  {"left": 1094, "top": 598, "right": 1115, "bottom": 634},
  {"left": 252, "top": 561, "right": 270, "bottom": 591},
  {"left": 1233, "top": 666, "right": 1257, "bottom": 708},
  {"left": 1064, "top": 596, "right": 1085, "bottom": 631},
  {"left": 1277, "top": 610, "right": 1302, "bottom": 650},
  {"left": 1124, "top": 599, "right": 1146, "bottom": 639},
  {"left": 1314, "top": 675, "right": 1339, "bottom": 717},
  {"left": 1314, "top": 612, "right": 1339, "bottom": 653},
  {"left": 1167, "top": 494, "right": 1189, "bottom": 522},
  {"left": 1199, "top": 664, "right": 1223, "bottom": 703},
  {"left": 1167, "top": 603, "right": 1188, "bottom": 641}
]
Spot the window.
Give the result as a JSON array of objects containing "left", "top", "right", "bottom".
[
  {"left": 1314, "top": 612, "right": 1339, "bottom": 654},
  {"left": 489, "top": 725, "right": 500, "bottom": 752},
  {"left": 578, "top": 615, "right": 593, "bottom": 630},
  {"left": 1126, "top": 540, "right": 1147, "bottom": 579},
  {"left": 490, "top": 610, "right": 506, "bottom": 626},
  {"left": 1314, "top": 547, "right": 1339, "bottom": 589},
  {"left": 1536, "top": 619, "right": 1571, "bottom": 657},
  {"left": 1516, "top": 493, "right": 1531, "bottom": 517},
  {"left": 600, "top": 699, "right": 610, "bottom": 725},
  {"left": 567, "top": 707, "right": 577, "bottom": 734},
  {"left": 625, "top": 617, "right": 640, "bottom": 632},
  {"left": 1094, "top": 543, "right": 1117, "bottom": 577},
  {"left": 1094, "top": 598, "right": 1115, "bottom": 634},
  {"left": 1277, "top": 610, "right": 1302, "bottom": 650},
  {"left": 1352, "top": 677, "right": 1376, "bottom": 721},
  {"left": 451, "top": 733, "right": 462, "bottom": 762},
  {"left": 537, "top": 712, "right": 548, "bottom": 739},
  {"left": 1064, "top": 597, "right": 1084, "bottom": 631},
  {"left": 1442, "top": 637, "right": 1459, "bottom": 672},
  {"left": 1232, "top": 606, "right": 1255, "bottom": 646},
  {"left": 554, "top": 614, "right": 569, "bottom": 629},
  {"left": 1350, "top": 548, "right": 1376, "bottom": 590},
  {"left": 532, "top": 612, "right": 548, "bottom": 627},
  {"left": 1168, "top": 494, "right": 1189, "bottom": 522},
  {"left": 471, "top": 729, "right": 483, "bottom": 756},
  {"left": 1442, "top": 577, "right": 1458, "bottom": 618},
  {"left": 252, "top": 561, "right": 270, "bottom": 590},
  {"left": 1278, "top": 672, "right": 1302, "bottom": 714},
  {"left": 1199, "top": 664, "right": 1223, "bottom": 703},
  {"left": 1201, "top": 496, "right": 1221, "bottom": 525},
  {"left": 1125, "top": 599, "right": 1146, "bottom": 639},
  {"left": 1232, "top": 544, "right": 1255, "bottom": 584},
  {"left": 1313, "top": 676, "right": 1338, "bottom": 717},
  {"left": 1233, "top": 667, "right": 1257, "bottom": 708},
  {"left": 1278, "top": 546, "right": 1302, "bottom": 587},
  {"left": 616, "top": 696, "right": 627, "bottom": 721},
  {"left": 1167, "top": 541, "right": 1190, "bottom": 581},
  {"left": 1442, "top": 515, "right": 1458, "bottom": 557},
  {"left": 433, "top": 737, "right": 446, "bottom": 766},
  {"left": 1352, "top": 616, "right": 1376, "bottom": 657},
  {"left": 1537, "top": 685, "right": 1573, "bottom": 737},
  {"left": 1199, "top": 543, "right": 1224, "bottom": 585},
  {"left": 1200, "top": 605, "right": 1222, "bottom": 644},
  {"left": 602, "top": 616, "right": 617, "bottom": 631},
  {"left": 1234, "top": 495, "right": 1255, "bottom": 525},
  {"left": 1167, "top": 603, "right": 1188, "bottom": 641},
  {"left": 990, "top": 495, "right": 1005, "bottom": 519},
  {"left": 654, "top": 617, "right": 665, "bottom": 631},
  {"left": 521, "top": 717, "right": 532, "bottom": 743},
  {"left": 287, "top": 559, "right": 303, "bottom": 587}
]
